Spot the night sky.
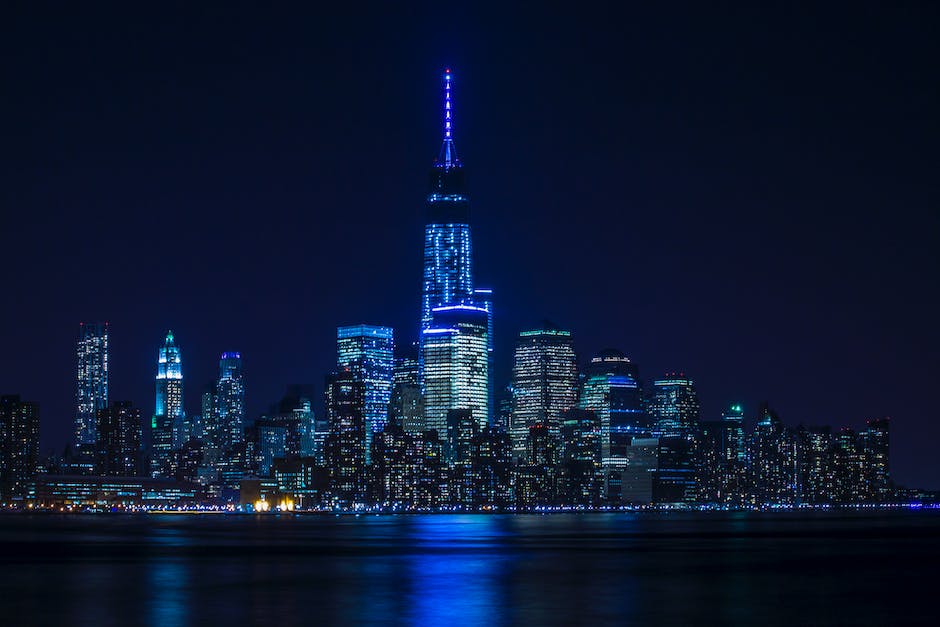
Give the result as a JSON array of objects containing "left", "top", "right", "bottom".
[{"left": 2, "top": 3, "right": 937, "bottom": 487}]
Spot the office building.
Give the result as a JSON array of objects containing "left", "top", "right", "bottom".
[
  {"left": 75, "top": 322, "right": 109, "bottom": 448},
  {"left": 422, "top": 305, "right": 490, "bottom": 435},
  {"left": 579, "top": 349, "right": 648, "bottom": 459},
  {"left": 325, "top": 369, "right": 366, "bottom": 506},
  {"left": 337, "top": 325, "right": 394, "bottom": 463},
  {"left": 649, "top": 373, "right": 700, "bottom": 437},
  {"left": 97, "top": 401, "right": 142, "bottom": 477},
  {"left": 510, "top": 322, "right": 578, "bottom": 460},
  {"left": 0, "top": 395, "right": 40, "bottom": 500},
  {"left": 217, "top": 352, "right": 245, "bottom": 449},
  {"left": 152, "top": 331, "right": 183, "bottom": 478}
]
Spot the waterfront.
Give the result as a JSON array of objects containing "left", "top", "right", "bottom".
[{"left": 1, "top": 511, "right": 937, "bottom": 626}]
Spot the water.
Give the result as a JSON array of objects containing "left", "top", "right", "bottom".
[{"left": 1, "top": 511, "right": 936, "bottom": 626}]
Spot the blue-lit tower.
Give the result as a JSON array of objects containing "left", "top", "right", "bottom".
[
  {"left": 336, "top": 325, "right": 394, "bottom": 464},
  {"left": 421, "top": 68, "right": 475, "bottom": 339},
  {"left": 152, "top": 330, "right": 184, "bottom": 477},
  {"left": 154, "top": 331, "right": 183, "bottom": 417},
  {"left": 419, "top": 68, "right": 493, "bottom": 427},
  {"left": 579, "top": 350, "right": 648, "bottom": 460}
]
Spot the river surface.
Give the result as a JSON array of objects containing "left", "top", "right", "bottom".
[{"left": 1, "top": 510, "right": 936, "bottom": 626}]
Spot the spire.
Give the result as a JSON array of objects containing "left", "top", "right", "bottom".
[{"left": 437, "top": 68, "right": 459, "bottom": 169}]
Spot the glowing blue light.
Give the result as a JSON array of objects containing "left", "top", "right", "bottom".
[{"left": 432, "top": 304, "right": 488, "bottom": 313}]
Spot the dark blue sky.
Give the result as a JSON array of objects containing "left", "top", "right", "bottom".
[{"left": 1, "top": 3, "right": 938, "bottom": 487}]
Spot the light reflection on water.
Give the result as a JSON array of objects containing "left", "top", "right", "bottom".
[
  {"left": 147, "top": 526, "right": 189, "bottom": 627},
  {"left": 148, "top": 559, "right": 188, "bottom": 627},
  {"left": 1, "top": 511, "right": 937, "bottom": 626},
  {"left": 406, "top": 516, "right": 509, "bottom": 626}
]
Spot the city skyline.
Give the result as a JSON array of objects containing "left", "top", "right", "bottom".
[
  {"left": 0, "top": 66, "right": 918, "bottom": 508},
  {"left": 1, "top": 4, "right": 937, "bottom": 490},
  {"left": 3, "top": 7, "right": 938, "bottom": 627}
]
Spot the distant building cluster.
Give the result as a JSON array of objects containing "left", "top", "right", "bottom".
[{"left": 0, "top": 70, "right": 931, "bottom": 511}]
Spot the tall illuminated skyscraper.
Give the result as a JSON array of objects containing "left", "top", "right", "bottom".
[
  {"left": 422, "top": 305, "right": 490, "bottom": 437},
  {"left": 152, "top": 330, "right": 183, "bottom": 477},
  {"left": 417, "top": 69, "right": 493, "bottom": 436},
  {"left": 420, "top": 69, "right": 476, "bottom": 340},
  {"left": 510, "top": 322, "right": 578, "bottom": 461},
  {"left": 75, "top": 322, "right": 109, "bottom": 449},
  {"left": 336, "top": 325, "right": 394, "bottom": 463}
]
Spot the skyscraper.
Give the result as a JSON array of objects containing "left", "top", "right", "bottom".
[
  {"left": 420, "top": 69, "right": 475, "bottom": 339},
  {"left": 721, "top": 403, "right": 746, "bottom": 464},
  {"left": 336, "top": 325, "right": 394, "bottom": 464},
  {"left": 152, "top": 330, "right": 183, "bottom": 477},
  {"left": 422, "top": 305, "right": 490, "bottom": 437},
  {"left": 863, "top": 417, "right": 891, "bottom": 501},
  {"left": 558, "top": 408, "right": 603, "bottom": 506},
  {"left": 199, "top": 381, "right": 221, "bottom": 479},
  {"left": 473, "top": 287, "right": 494, "bottom": 425},
  {"left": 325, "top": 369, "right": 366, "bottom": 506},
  {"left": 391, "top": 353, "right": 425, "bottom": 435},
  {"left": 75, "top": 322, "right": 109, "bottom": 449},
  {"left": 417, "top": 68, "right": 492, "bottom": 438},
  {"left": 0, "top": 395, "right": 40, "bottom": 500},
  {"left": 579, "top": 349, "right": 648, "bottom": 460},
  {"left": 579, "top": 349, "right": 647, "bottom": 502},
  {"left": 748, "top": 403, "right": 798, "bottom": 506},
  {"left": 217, "top": 352, "right": 245, "bottom": 450},
  {"left": 97, "top": 401, "right": 142, "bottom": 477},
  {"left": 270, "top": 384, "right": 318, "bottom": 458},
  {"left": 796, "top": 424, "right": 834, "bottom": 505},
  {"left": 510, "top": 322, "right": 578, "bottom": 461},
  {"left": 652, "top": 436, "right": 697, "bottom": 504},
  {"left": 649, "top": 373, "right": 701, "bottom": 438}
]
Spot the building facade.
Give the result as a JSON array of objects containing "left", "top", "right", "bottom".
[
  {"left": 152, "top": 330, "right": 183, "bottom": 477},
  {"left": 215, "top": 352, "right": 245, "bottom": 489},
  {"left": 336, "top": 325, "right": 394, "bottom": 463},
  {"left": 75, "top": 322, "right": 109, "bottom": 449},
  {"left": 0, "top": 395, "right": 40, "bottom": 500},
  {"left": 97, "top": 401, "right": 142, "bottom": 477},
  {"left": 579, "top": 349, "right": 648, "bottom": 460},
  {"left": 391, "top": 354, "right": 425, "bottom": 435},
  {"left": 325, "top": 369, "right": 367, "bottom": 506},
  {"left": 649, "top": 373, "right": 701, "bottom": 438},
  {"left": 510, "top": 322, "right": 578, "bottom": 461},
  {"left": 422, "top": 305, "right": 490, "bottom": 436},
  {"left": 217, "top": 352, "right": 245, "bottom": 450}
]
